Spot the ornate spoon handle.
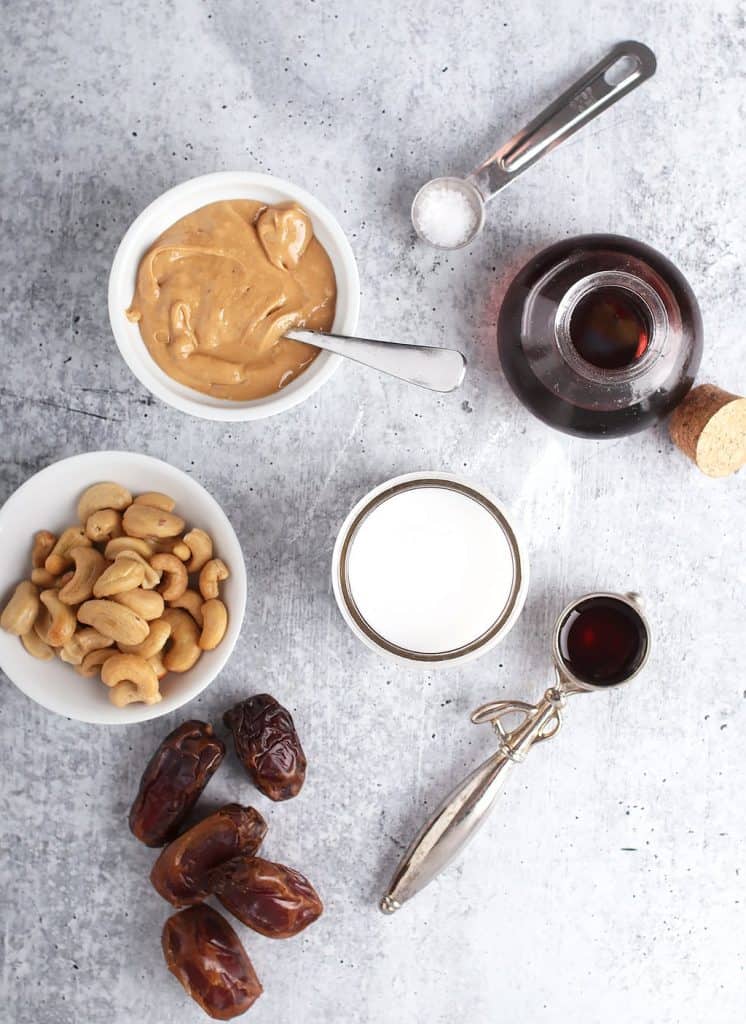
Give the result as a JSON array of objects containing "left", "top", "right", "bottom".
[{"left": 380, "top": 690, "right": 564, "bottom": 913}]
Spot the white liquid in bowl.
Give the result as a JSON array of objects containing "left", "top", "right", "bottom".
[{"left": 346, "top": 486, "right": 516, "bottom": 655}]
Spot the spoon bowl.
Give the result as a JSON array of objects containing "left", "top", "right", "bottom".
[{"left": 411, "top": 177, "right": 485, "bottom": 250}]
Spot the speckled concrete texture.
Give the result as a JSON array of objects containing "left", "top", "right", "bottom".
[{"left": 1, "top": 2, "right": 744, "bottom": 1022}]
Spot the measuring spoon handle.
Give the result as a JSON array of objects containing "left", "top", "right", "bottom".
[
  {"left": 380, "top": 692, "right": 563, "bottom": 913},
  {"left": 467, "top": 41, "right": 656, "bottom": 201},
  {"left": 286, "top": 329, "right": 467, "bottom": 393},
  {"left": 380, "top": 746, "right": 516, "bottom": 914}
]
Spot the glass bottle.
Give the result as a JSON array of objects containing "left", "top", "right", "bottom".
[{"left": 497, "top": 235, "right": 703, "bottom": 438}]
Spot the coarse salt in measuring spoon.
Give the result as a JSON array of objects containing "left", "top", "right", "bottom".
[
  {"left": 411, "top": 46, "right": 656, "bottom": 252},
  {"left": 412, "top": 179, "right": 482, "bottom": 249}
]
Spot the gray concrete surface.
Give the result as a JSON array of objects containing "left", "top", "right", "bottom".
[{"left": 1, "top": 1, "right": 744, "bottom": 1022}]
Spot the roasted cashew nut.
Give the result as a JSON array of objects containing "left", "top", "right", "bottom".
[
  {"left": 150, "top": 532, "right": 189, "bottom": 557},
  {"left": 109, "top": 549, "right": 161, "bottom": 589},
  {"left": 1, "top": 581, "right": 40, "bottom": 636},
  {"left": 168, "top": 589, "right": 204, "bottom": 626},
  {"left": 76, "top": 647, "right": 117, "bottom": 678},
  {"left": 60, "top": 628, "right": 114, "bottom": 666},
  {"left": 101, "top": 653, "right": 161, "bottom": 706},
  {"left": 171, "top": 541, "right": 191, "bottom": 561},
  {"left": 113, "top": 588, "right": 164, "bottom": 621},
  {"left": 134, "top": 491, "right": 175, "bottom": 512},
  {"left": 150, "top": 553, "right": 188, "bottom": 602},
  {"left": 58, "top": 546, "right": 108, "bottom": 605},
  {"left": 122, "top": 503, "right": 185, "bottom": 539},
  {"left": 39, "top": 589, "right": 77, "bottom": 647},
  {"left": 31, "top": 567, "right": 57, "bottom": 587},
  {"left": 77, "top": 599, "right": 149, "bottom": 646},
  {"left": 148, "top": 652, "right": 167, "bottom": 680},
  {"left": 34, "top": 607, "right": 54, "bottom": 646},
  {"left": 104, "top": 536, "right": 154, "bottom": 560},
  {"left": 21, "top": 629, "right": 54, "bottom": 661},
  {"left": 93, "top": 556, "right": 146, "bottom": 598},
  {"left": 31, "top": 531, "right": 57, "bottom": 569},
  {"left": 161, "top": 607, "right": 202, "bottom": 673},
  {"left": 183, "top": 528, "right": 213, "bottom": 574},
  {"left": 45, "top": 527, "right": 91, "bottom": 575},
  {"left": 199, "top": 598, "right": 228, "bottom": 650},
  {"left": 85, "top": 509, "right": 123, "bottom": 543},
  {"left": 77, "top": 482, "right": 133, "bottom": 524},
  {"left": 34, "top": 593, "right": 70, "bottom": 646},
  {"left": 109, "top": 681, "right": 161, "bottom": 707},
  {"left": 198, "top": 558, "right": 230, "bottom": 600},
  {"left": 118, "top": 617, "right": 172, "bottom": 659}
]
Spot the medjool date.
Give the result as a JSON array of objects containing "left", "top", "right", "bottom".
[
  {"left": 212, "top": 856, "right": 323, "bottom": 938},
  {"left": 162, "top": 905, "right": 262, "bottom": 1020},
  {"left": 129, "top": 720, "right": 225, "bottom": 847},
  {"left": 151, "top": 803, "right": 267, "bottom": 907},
  {"left": 223, "top": 694, "right": 306, "bottom": 800}
]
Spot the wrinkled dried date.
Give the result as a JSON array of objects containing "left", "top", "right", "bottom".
[
  {"left": 223, "top": 694, "right": 306, "bottom": 801},
  {"left": 212, "top": 855, "right": 323, "bottom": 938},
  {"left": 162, "top": 904, "right": 263, "bottom": 1020},
  {"left": 151, "top": 803, "right": 267, "bottom": 907},
  {"left": 129, "top": 720, "right": 225, "bottom": 847}
]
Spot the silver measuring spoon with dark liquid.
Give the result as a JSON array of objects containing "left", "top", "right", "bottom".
[{"left": 380, "top": 592, "right": 651, "bottom": 914}]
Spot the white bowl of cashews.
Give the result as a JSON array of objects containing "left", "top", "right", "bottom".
[
  {"left": 0, "top": 450, "right": 247, "bottom": 725},
  {"left": 108, "top": 171, "right": 360, "bottom": 421}
]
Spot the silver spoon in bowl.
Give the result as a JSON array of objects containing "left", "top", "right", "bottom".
[{"left": 285, "top": 328, "right": 466, "bottom": 393}]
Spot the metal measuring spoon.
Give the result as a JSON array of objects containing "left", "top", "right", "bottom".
[
  {"left": 411, "top": 41, "right": 657, "bottom": 250},
  {"left": 380, "top": 591, "right": 651, "bottom": 913},
  {"left": 286, "top": 328, "right": 466, "bottom": 392}
]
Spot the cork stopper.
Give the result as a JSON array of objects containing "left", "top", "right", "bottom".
[{"left": 669, "top": 384, "right": 746, "bottom": 478}]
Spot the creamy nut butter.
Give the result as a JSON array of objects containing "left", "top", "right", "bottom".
[{"left": 126, "top": 200, "right": 337, "bottom": 400}]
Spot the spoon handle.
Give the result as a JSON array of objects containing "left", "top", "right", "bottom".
[
  {"left": 380, "top": 747, "right": 515, "bottom": 914},
  {"left": 286, "top": 329, "right": 467, "bottom": 393},
  {"left": 380, "top": 690, "right": 564, "bottom": 913},
  {"left": 467, "top": 41, "right": 656, "bottom": 201}
]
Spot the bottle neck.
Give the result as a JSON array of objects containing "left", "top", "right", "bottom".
[{"left": 554, "top": 270, "right": 669, "bottom": 385}]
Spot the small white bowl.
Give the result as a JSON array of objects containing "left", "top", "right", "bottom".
[
  {"left": 108, "top": 171, "right": 360, "bottom": 421},
  {"left": 331, "top": 472, "right": 529, "bottom": 668},
  {"left": 0, "top": 451, "right": 246, "bottom": 725}
]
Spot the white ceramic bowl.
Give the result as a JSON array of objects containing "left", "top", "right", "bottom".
[
  {"left": 108, "top": 171, "right": 360, "bottom": 421},
  {"left": 0, "top": 451, "right": 246, "bottom": 725}
]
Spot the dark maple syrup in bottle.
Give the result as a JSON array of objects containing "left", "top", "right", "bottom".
[
  {"left": 558, "top": 595, "right": 648, "bottom": 686},
  {"left": 569, "top": 286, "right": 650, "bottom": 370},
  {"left": 498, "top": 235, "right": 703, "bottom": 438}
]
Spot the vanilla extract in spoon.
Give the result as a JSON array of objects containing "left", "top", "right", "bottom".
[
  {"left": 380, "top": 592, "right": 651, "bottom": 913},
  {"left": 557, "top": 594, "right": 648, "bottom": 685}
]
